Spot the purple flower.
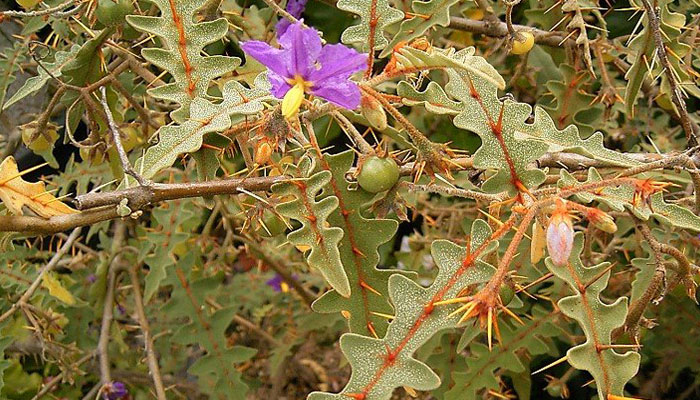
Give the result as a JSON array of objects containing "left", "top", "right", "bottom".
[
  {"left": 241, "top": 22, "right": 367, "bottom": 117},
  {"left": 102, "top": 381, "right": 128, "bottom": 400},
  {"left": 275, "top": 0, "right": 308, "bottom": 37},
  {"left": 266, "top": 274, "right": 297, "bottom": 293}
]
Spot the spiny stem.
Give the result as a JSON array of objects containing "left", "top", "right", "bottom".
[{"left": 638, "top": 0, "right": 698, "bottom": 147}]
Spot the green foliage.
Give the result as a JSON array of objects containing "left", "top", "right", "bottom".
[
  {"left": 445, "top": 307, "right": 559, "bottom": 399},
  {"left": 1, "top": 0, "right": 700, "bottom": 398},
  {"left": 3, "top": 45, "right": 79, "bottom": 110},
  {"left": 559, "top": 168, "right": 700, "bottom": 231},
  {"left": 127, "top": 0, "right": 240, "bottom": 122},
  {"left": 311, "top": 151, "right": 403, "bottom": 336},
  {"left": 382, "top": 0, "right": 460, "bottom": 57},
  {"left": 337, "top": 0, "right": 404, "bottom": 51},
  {"left": 125, "top": 75, "right": 271, "bottom": 187},
  {"left": 309, "top": 220, "right": 497, "bottom": 399},
  {"left": 273, "top": 156, "right": 350, "bottom": 297},
  {"left": 0, "top": 42, "right": 26, "bottom": 110},
  {"left": 545, "top": 234, "right": 640, "bottom": 399}
]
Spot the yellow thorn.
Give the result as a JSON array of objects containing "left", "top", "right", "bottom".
[
  {"left": 456, "top": 302, "right": 479, "bottom": 324},
  {"left": 360, "top": 280, "right": 382, "bottom": 297},
  {"left": 500, "top": 304, "right": 525, "bottom": 325},
  {"left": 0, "top": 162, "right": 49, "bottom": 186},
  {"left": 487, "top": 307, "right": 493, "bottom": 351},
  {"left": 532, "top": 355, "right": 569, "bottom": 375},
  {"left": 433, "top": 296, "right": 470, "bottom": 306},
  {"left": 370, "top": 311, "right": 395, "bottom": 320}
]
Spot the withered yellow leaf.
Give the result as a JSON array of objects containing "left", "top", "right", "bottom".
[
  {"left": 0, "top": 156, "right": 78, "bottom": 218},
  {"left": 41, "top": 273, "right": 76, "bottom": 305}
]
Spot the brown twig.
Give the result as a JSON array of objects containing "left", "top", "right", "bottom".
[
  {"left": 638, "top": 0, "right": 698, "bottom": 147},
  {"left": 128, "top": 266, "right": 167, "bottom": 399},
  {"left": 449, "top": 16, "right": 574, "bottom": 47},
  {"left": 99, "top": 86, "right": 150, "bottom": 186},
  {"left": 98, "top": 222, "right": 127, "bottom": 385},
  {"left": 615, "top": 220, "right": 666, "bottom": 340}
]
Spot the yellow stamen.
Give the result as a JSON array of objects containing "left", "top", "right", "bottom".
[{"left": 282, "top": 78, "right": 308, "bottom": 119}]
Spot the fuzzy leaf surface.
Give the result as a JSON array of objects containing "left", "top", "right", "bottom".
[
  {"left": 127, "top": 0, "right": 240, "bottom": 122},
  {"left": 337, "top": 0, "right": 404, "bottom": 51},
  {"left": 311, "top": 151, "right": 403, "bottom": 337},
  {"left": 309, "top": 220, "right": 497, "bottom": 399},
  {"left": 273, "top": 157, "right": 350, "bottom": 297},
  {"left": 545, "top": 233, "right": 640, "bottom": 399}
]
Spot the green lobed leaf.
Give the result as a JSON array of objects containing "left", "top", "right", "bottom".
[
  {"left": 273, "top": 157, "right": 350, "bottom": 297},
  {"left": 127, "top": 0, "right": 241, "bottom": 122},
  {"left": 399, "top": 49, "right": 639, "bottom": 195},
  {"left": 559, "top": 168, "right": 700, "bottom": 231},
  {"left": 124, "top": 74, "right": 271, "bottom": 187},
  {"left": 311, "top": 151, "right": 405, "bottom": 337},
  {"left": 308, "top": 220, "right": 497, "bottom": 399},
  {"left": 544, "top": 233, "right": 641, "bottom": 399},
  {"left": 3, "top": 44, "right": 79, "bottom": 110},
  {"left": 381, "top": 0, "right": 460, "bottom": 57},
  {"left": 337, "top": 0, "right": 404, "bottom": 51},
  {"left": 0, "top": 42, "right": 26, "bottom": 110},
  {"left": 162, "top": 256, "right": 256, "bottom": 399},
  {"left": 445, "top": 307, "right": 559, "bottom": 399}
]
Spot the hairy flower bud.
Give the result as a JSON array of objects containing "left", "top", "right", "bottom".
[
  {"left": 546, "top": 201, "right": 574, "bottom": 266},
  {"left": 587, "top": 208, "right": 618, "bottom": 233},
  {"left": 361, "top": 94, "right": 387, "bottom": 130}
]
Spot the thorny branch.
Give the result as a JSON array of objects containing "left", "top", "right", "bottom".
[
  {"left": 0, "top": 227, "right": 82, "bottom": 324},
  {"left": 638, "top": 0, "right": 699, "bottom": 147}
]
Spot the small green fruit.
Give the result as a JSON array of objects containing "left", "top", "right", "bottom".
[
  {"left": 357, "top": 156, "right": 400, "bottom": 193},
  {"left": 499, "top": 284, "right": 515, "bottom": 306},
  {"left": 95, "top": 0, "right": 133, "bottom": 27}
]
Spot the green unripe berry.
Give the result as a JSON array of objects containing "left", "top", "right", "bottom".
[
  {"left": 499, "top": 284, "right": 515, "bottom": 306},
  {"left": 357, "top": 156, "right": 400, "bottom": 193},
  {"left": 95, "top": 0, "right": 134, "bottom": 27}
]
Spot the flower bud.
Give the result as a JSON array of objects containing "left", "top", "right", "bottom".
[
  {"left": 587, "top": 208, "right": 617, "bottom": 233},
  {"left": 361, "top": 95, "right": 387, "bottom": 130},
  {"left": 546, "top": 210, "right": 574, "bottom": 267},
  {"left": 254, "top": 140, "right": 273, "bottom": 165}
]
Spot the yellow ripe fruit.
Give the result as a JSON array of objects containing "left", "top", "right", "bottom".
[{"left": 511, "top": 32, "right": 535, "bottom": 55}]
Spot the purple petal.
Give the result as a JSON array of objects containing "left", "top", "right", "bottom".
[
  {"left": 278, "top": 22, "right": 321, "bottom": 78},
  {"left": 276, "top": 0, "right": 309, "bottom": 37},
  {"left": 311, "top": 78, "right": 362, "bottom": 109},
  {"left": 309, "top": 44, "right": 368, "bottom": 83},
  {"left": 241, "top": 40, "right": 291, "bottom": 78},
  {"left": 266, "top": 275, "right": 283, "bottom": 292},
  {"left": 268, "top": 72, "right": 292, "bottom": 99}
]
